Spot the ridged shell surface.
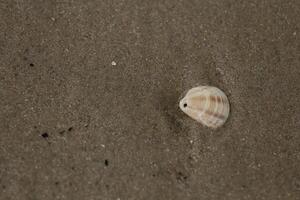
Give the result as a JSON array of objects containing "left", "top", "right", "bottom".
[{"left": 179, "top": 86, "right": 230, "bottom": 128}]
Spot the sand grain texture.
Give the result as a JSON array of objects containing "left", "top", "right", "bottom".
[{"left": 0, "top": 0, "right": 299, "bottom": 200}]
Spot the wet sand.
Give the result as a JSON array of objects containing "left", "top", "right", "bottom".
[{"left": 0, "top": 1, "right": 299, "bottom": 199}]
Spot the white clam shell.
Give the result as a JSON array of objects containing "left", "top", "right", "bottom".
[{"left": 179, "top": 86, "right": 230, "bottom": 128}]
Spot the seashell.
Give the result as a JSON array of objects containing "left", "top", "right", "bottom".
[{"left": 179, "top": 86, "right": 230, "bottom": 128}]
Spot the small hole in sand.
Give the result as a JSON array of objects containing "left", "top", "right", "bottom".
[
  {"left": 104, "top": 159, "right": 109, "bottom": 166},
  {"left": 41, "top": 132, "right": 49, "bottom": 138}
]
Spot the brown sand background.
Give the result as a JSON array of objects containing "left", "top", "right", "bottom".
[{"left": 0, "top": 0, "right": 300, "bottom": 199}]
